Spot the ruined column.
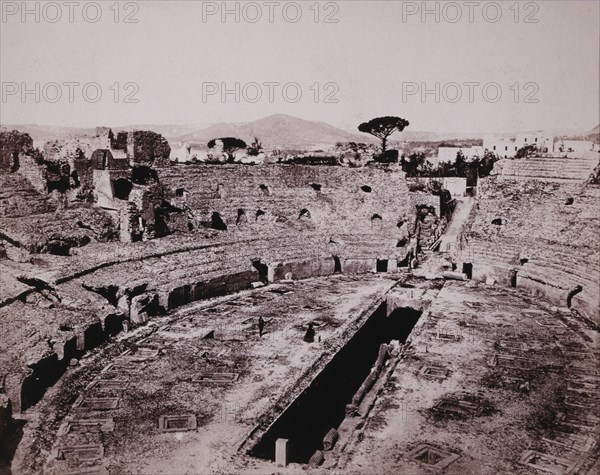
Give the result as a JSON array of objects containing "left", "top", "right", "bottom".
[{"left": 275, "top": 438, "right": 289, "bottom": 467}]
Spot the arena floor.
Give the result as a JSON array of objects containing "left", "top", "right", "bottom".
[{"left": 10, "top": 272, "right": 599, "bottom": 474}]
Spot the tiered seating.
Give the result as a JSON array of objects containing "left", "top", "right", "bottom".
[
  {"left": 0, "top": 174, "right": 55, "bottom": 218},
  {"left": 159, "top": 164, "right": 413, "bottom": 260},
  {"left": 465, "top": 170, "right": 600, "bottom": 323},
  {"left": 0, "top": 164, "right": 419, "bottom": 416},
  {"left": 496, "top": 157, "right": 598, "bottom": 182},
  {"left": 1, "top": 205, "right": 117, "bottom": 253}
]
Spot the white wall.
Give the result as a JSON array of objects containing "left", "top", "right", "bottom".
[
  {"left": 483, "top": 135, "right": 518, "bottom": 158},
  {"left": 443, "top": 177, "right": 467, "bottom": 197},
  {"left": 516, "top": 132, "right": 554, "bottom": 152},
  {"left": 484, "top": 132, "right": 555, "bottom": 157}
]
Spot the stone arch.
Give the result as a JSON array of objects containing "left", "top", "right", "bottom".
[
  {"left": 567, "top": 285, "right": 583, "bottom": 308},
  {"left": 237, "top": 209, "right": 248, "bottom": 226},
  {"left": 299, "top": 209, "right": 311, "bottom": 219},
  {"left": 333, "top": 256, "right": 342, "bottom": 274},
  {"left": 211, "top": 212, "right": 227, "bottom": 230},
  {"left": 131, "top": 166, "right": 158, "bottom": 185},
  {"left": 113, "top": 178, "right": 133, "bottom": 200}
]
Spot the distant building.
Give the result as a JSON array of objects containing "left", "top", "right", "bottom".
[
  {"left": 172, "top": 143, "right": 209, "bottom": 163},
  {"left": 515, "top": 132, "right": 554, "bottom": 153},
  {"left": 437, "top": 146, "right": 483, "bottom": 163},
  {"left": 483, "top": 135, "right": 519, "bottom": 158},
  {"left": 484, "top": 131, "right": 554, "bottom": 158},
  {"left": 555, "top": 140, "right": 596, "bottom": 154}
]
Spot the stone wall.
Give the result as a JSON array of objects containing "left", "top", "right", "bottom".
[
  {"left": 128, "top": 131, "right": 171, "bottom": 167},
  {"left": 16, "top": 154, "right": 47, "bottom": 194},
  {"left": 159, "top": 164, "right": 427, "bottom": 262}
]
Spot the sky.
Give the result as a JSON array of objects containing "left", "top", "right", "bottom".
[{"left": 1, "top": 0, "right": 599, "bottom": 134}]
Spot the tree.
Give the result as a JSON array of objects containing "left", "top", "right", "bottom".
[
  {"left": 374, "top": 149, "right": 399, "bottom": 163},
  {"left": 473, "top": 150, "right": 500, "bottom": 178},
  {"left": 401, "top": 152, "right": 426, "bottom": 176},
  {"left": 0, "top": 129, "right": 33, "bottom": 171},
  {"left": 515, "top": 144, "right": 537, "bottom": 159},
  {"left": 207, "top": 137, "right": 247, "bottom": 162},
  {"left": 454, "top": 150, "right": 469, "bottom": 177},
  {"left": 358, "top": 116, "right": 409, "bottom": 153},
  {"left": 247, "top": 137, "right": 263, "bottom": 156}
]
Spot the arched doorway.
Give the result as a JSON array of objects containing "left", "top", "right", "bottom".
[{"left": 333, "top": 256, "right": 342, "bottom": 274}]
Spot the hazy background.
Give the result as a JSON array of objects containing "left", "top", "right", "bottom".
[{"left": 1, "top": 0, "right": 599, "bottom": 134}]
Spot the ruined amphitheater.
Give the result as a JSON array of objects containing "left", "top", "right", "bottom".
[{"left": 1, "top": 128, "right": 599, "bottom": 475}]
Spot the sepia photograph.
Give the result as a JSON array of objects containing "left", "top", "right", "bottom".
[{"left": 0, "top": 1, "right": 599, "bottom": 474}]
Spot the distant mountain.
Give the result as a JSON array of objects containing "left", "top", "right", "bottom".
[
  {"left": 586, "top": 124, "right": 600, "bottom": 142},
  {"left": 554, "top": 124, "right": 600, "bottom": 144},
  {"left": 397, "top": 131, "right": 484, "bottom": 142},
  {"left": 0, "top": 123, "right": 199, "bottom": 144},
  {"left": 112, "top": 124, "right": 201, "bottom": 139},
  {"left": 11, "top": 117, "right": 594, "bottom": 149},
  {"left": 176, "top": 114, "right": 489, "bottom": 149},
  {"left": 176, "top": 114, "right": 376, "bottom": 149},
  {"left": 0, "top": 124, "right": 96, "bottom": 143}
]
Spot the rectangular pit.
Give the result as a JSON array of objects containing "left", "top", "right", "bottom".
[
  {"left": 406, "top": 444, "right": 460, "bottom": 470},
  {"left": 58, "top": 419, "right": 115, "bottom": 435},
  {"left": 542, "top": 430, "right": 594, "bottom": 452},
  {"left": 488, "top": 354, "right": 535, "bottom": 370},
  {"left": 420, "top": 366, "right": 451, "bottom": 381},
  {"left": 86, "top": 379, "right": 129, "bottom": 392},
  {"left": 518, "top": 450, "right": 577, "bottom": 474},
  {"left": 54, "top": 444, "right": 104, "bottom": 462},
  {"left": 74, "top": 397, "right": 120, "bottom": 411},
  {"left": 101, "top": 362, "right": 146, "bottom": 375},
  {"left": 158, "top": 414, "right": 197, "bottom": 432},
  {"left": 249, "top": 303, "right": 421, "bottom": 464},
  {"left": 432, "top": 399, "right": 483, "bottom": 418}
]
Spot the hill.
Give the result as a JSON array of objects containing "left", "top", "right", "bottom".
[{"left": 176, "top": 114, "right": 376, "bottom": 149}]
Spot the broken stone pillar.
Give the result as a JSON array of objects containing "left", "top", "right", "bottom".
[
  {"left": 323, "top": 428, "right": 339, "bottom": 451},
  {"left": 76, "top": 330, "right": 85, "bottom": 351},
  {"left": 309, "top": 449, "right": 324, "bottom": 467},
  {"left": 267, "top": 264, "right": 276, "bottom": 283},
  {"left": 442, "top": 271, "right": 467, "bottom": 281},
  {"left": 117, "top": 295, "right": 130, "bottom": 316},
  {"left": 130, "top": 294, "right": 151, "bottom": 325},
  {"left": 275, "top": 438, "right": 289, "bottom": 467}
]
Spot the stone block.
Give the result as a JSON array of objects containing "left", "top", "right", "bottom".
[{"left": 275, "top": 438, "right": 289, "bottom": 467}]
